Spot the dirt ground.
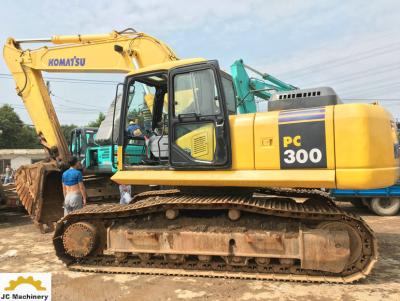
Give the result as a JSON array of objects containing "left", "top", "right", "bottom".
[{"left": 0, "top": 204, "right": 399, "bottom": 301}]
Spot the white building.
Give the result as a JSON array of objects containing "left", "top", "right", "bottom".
[{"left": 0, "top": 149, "right": 46, "bottom": 173}]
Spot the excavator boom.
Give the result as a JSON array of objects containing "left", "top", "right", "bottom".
[
  {"left": 3, "top": 29, "right": 177, "bottom": 160},
  {"left": 3, "top": 29, "right": 178, "bottom": 229}
]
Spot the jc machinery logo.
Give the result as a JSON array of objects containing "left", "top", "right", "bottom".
[{"left": 0, "top": 273, "right": 51, "bottom": 301}]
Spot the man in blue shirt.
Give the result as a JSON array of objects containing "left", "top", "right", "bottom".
[
  {"left": 126, "top": 119, "right": 144, "bottom": 138},
  {"left": 62, "top": 156, "right": 87, "bottom": 216}
]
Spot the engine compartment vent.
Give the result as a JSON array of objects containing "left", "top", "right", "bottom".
[{"left": 268, "top": 86, "right": 341, "bottom": 111}]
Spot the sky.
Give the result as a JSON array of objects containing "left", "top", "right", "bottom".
[{"left": 1, "top": 0, "right": 400, "bottom": 125}]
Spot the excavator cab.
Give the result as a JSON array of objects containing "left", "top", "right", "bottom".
[
  {"left": 118, "top": 60, "right": 234, "bottom": 170},
  {"left": 111, "top": 58, "right": 398, "bottom": 190},
  {"left": 70, "top": 127, "right": 98, "bottom": 166}
]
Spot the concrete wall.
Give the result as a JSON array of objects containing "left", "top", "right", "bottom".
[
  {"left": 0, "top": 149, "right": 46, "bottom": 172},
  {"left": 10, "top": 156, "right": 32, "bottom": 170}
]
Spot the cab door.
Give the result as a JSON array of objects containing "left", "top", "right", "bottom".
[
  {"left": 69, "top": 129, "right": 86, "bottom": 162},
  {"left": 168, "top": 60, "right": 232, "bottom": 169},
  {"left": 69, "top": 129, "right": 80, "bottom": 157}
]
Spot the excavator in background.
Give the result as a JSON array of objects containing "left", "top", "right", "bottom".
[
  {"left": 3, "top": 29, "right": 177, "bottom": 231},
  {"left": 231, "top": 58, "right": 297, "bottom": 114},
  {"left": 231, "top": 58, "right": 341, "bottom": 113},
  {"left": 4, "top": 29, "right": 400, "bottom": 282},
  {"left": 68, "top": 125, "right": 145, "bottom": 201},
  {"left": 69, "top": 126, "right": 145, "bottom": 175}
]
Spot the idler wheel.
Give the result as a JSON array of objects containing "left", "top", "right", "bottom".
[
  {"left": 62, "top": 222, "right": 98, "bottom": 258},
  {"left": 318, "top": 221, "right": 362, "bottom": 266}
]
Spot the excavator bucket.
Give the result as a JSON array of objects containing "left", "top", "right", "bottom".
[
  {"left": 15, "top": 161, "right": 122, "bottom": 233},
  {"left": 15, "top": 162, "right": 63, "bottom": 232}
]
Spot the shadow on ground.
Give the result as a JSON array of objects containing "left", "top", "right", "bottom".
[{"left": 0, "top": 208, "right": 31, "bottom": 229}]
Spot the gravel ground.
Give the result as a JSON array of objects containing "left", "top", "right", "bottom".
[{"left": 0, "top": 204, "right": 399, "bottom": 301}]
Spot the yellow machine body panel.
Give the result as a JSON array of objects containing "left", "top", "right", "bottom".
[
  {"left": 334, "top": 103, "right": 399, "bottom": 188},
  {"left": 113, "top": 103, "right": 399, "bottom": 189},
  {"left": 175, "top": 123, "right": 216, "bottom": 161},
  {"left": 253, "top": 106, "right": 335, "bottom": 170}
]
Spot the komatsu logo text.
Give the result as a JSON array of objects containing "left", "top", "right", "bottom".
[{"left": 48, "top": 57, "right": 86, "bottom": 67}]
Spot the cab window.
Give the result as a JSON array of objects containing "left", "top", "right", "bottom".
[
  {"left": 221, "top": 76, "right": 236, "bottom": 115},
  {"left": 174, "top": 69, "right": 220, "bottom": 117}
]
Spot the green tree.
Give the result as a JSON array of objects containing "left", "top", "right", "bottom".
[
  {"left": 0, "top": 105, "right": 40, "bottom": 149},
  {"left": 127, "top": 109, "right": 145, "bottom": 127},
  {"left": 87, "top": 112, "right": 105, "bottom": 128}
]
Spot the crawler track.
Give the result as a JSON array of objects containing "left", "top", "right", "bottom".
[{"left": 53, "top": 189, "right": 377, "bottom": 283}]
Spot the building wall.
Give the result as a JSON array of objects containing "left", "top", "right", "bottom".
[
  {"left": 11, "top": 156, "right": 32, "bottom": 170},
  {"left": 0, "top": 149, "right": 46, "bottom": 173}
]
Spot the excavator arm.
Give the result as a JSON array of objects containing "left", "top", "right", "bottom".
[
  {"left": 2, "top": 29, "right": 178, "bottom": 230},
  {"left": 230, "top": 59, "right": 296, "bottom": 114},
  {"left": 3, "top": 28, "right": 177, "bottom": 162}
]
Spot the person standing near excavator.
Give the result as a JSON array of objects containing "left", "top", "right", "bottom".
[
  {"left": 4, "top": 164, "right": 12, "bottom": 184},
  {"left": 62, "top": 156, "right": 87, "bottom": 216}
]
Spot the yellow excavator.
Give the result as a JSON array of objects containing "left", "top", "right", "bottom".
[
  {"left": 4, "top": 29, "right": 399, "bottom": 283},
  {"left": 3, "top": 29, "right": 177, "bottom": 231}
]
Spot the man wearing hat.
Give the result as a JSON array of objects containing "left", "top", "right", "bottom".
[{"left": 126, "top": 118, "right": 144, "bottom": 138}]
